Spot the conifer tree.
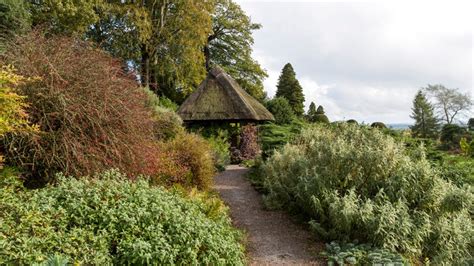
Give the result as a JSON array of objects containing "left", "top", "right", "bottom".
[
  {"left": 307, "top": 102, "right": 317, "bottom": 122},
  {"left": 410, "top": 90, "right": 439, "bottom": 138},
  {"left": 312, "top": 105, "right": 329, "bottom": 123},
  {"left": 275, "top": 63, "right": 305, "bottom": 116}
]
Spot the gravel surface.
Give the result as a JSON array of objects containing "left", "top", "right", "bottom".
[{"left": 214, "top": 165, "right": 325, "bottom": 265}]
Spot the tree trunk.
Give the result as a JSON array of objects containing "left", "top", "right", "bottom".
[
  {"left": 140, "top": 44, "right": 150, "bottom": 88},
  {"left": 204, "top": 44, "right": 211, "bottom": 71}
]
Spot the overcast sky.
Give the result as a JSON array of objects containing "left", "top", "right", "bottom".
[{"left": 235, "top": 0, "right": 473, "bottom": 124}]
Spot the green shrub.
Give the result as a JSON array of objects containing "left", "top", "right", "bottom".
[
  {"left": 346, "top": 119, "right": 358, "bottom": 125},
  {"left": 259, "top": 120, "right": 305, "bottom": 159},
  {"left": 206, "top": 130, "right": 230, "bottom": 171},
  {"left": 313, "top": 114, "right": 330, "bottom": 123},
  {"left": 265, "top": 97, "right": 295, "bottom": 125},
  {"left": 321, "top": 242, "right": 407, "bottom": 265},
  {"left": 370, "top": 122, "right": 387, "bottom": 129},
  {"left": 440, "top": 124, "right": 467, "bottom": 150},
  {"left": 0, "top": 168, "right": 244, "bottom": 265},
  {"left": 310, "top": 105, "right": 330, "bottom": 123},
  {"left": 260, "top": 123, "right": 473, "bottom": 263},
  {"left": 143, "top": 87, "right": 184, "bottom": 140}
]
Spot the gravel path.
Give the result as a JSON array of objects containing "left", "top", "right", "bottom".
[{"left": 214, "top": 165, "right": 325, "bottom": 265}]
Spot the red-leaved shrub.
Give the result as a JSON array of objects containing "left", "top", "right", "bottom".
[
  {"left": 1, "top": 30, "right": 158, "bottom": 184},
  {"left": 239, "top": 124, "right": 259, "bottom": 160}
]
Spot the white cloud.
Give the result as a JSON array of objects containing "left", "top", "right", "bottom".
[{"left": 237, "top": 0, "right": 473, "bottom": 123}]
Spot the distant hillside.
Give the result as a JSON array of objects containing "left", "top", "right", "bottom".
[{"left": 387, "top": 123, "right": 411, "bottom": 130}]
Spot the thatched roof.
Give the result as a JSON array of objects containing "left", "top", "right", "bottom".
[{"left": 178, "top": 67, "right": 274, "bottom": 122}]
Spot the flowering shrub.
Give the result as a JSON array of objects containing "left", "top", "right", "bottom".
[
  {"left": 0, "top": 169, "right": 245, "bottom": 265},
  {"left": 261, "top": 123, "right": 473, "bottom": 263}
]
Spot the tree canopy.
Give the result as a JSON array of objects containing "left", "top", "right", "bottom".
[
  {"left": 206, "top": 0, "right": 267, "bottom": 101},
  {"left": 275, "top": 63, "right": 305, "bottom": 116},
  {"left": 424, "top": 84, "right": 472, "bottom": 124},
  {"left": 307, "top": 102, "right": 317, "bottom": 121},
  {"left": 410, "top": 90, "right": 439, "bottom": 138},
  {"left": 27, "top": 0, "right": 265, "bottom": 103}
]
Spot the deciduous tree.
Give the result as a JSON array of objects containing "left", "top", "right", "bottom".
[
  {"left": 206, "top": 0, "right": 267, "bottom": 101},
  {"left": 424, "top": 84, "right": 473, "bottom": 124}
]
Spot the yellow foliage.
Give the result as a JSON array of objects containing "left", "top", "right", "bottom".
[{"left": 0, "top": 65, "right": 37, "bottom": 167}]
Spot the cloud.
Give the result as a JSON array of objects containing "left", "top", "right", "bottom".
[{"left": 236, "top": 0, "right": 473, "bottom": 123}]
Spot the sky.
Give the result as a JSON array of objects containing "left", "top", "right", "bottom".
[{"left": 235, "top": 0, "right": 473, "bottom": 124}]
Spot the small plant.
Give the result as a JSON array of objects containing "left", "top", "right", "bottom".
[{"left": 322, "top": 242, "right": 407, "bottom": 266}]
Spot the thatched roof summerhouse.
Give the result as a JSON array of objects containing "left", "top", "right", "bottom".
[{"left": 178, "top": 67, "right": 274, "bottom": 123}]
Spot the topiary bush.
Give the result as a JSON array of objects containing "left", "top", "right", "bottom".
[
  {"left": 0, "top": 168, "right": 245, "bottom": 265},
  {"left": 370, "top": 122, "right": 387, "bottom": 129},
  {"left": 260, "top": 123, "right": 473, "bottom": 263},
  {"left": 1, "top": 30, "right": 159, "bottom": 184},
  {"left": 155, "top": 132, "right": 215, "bottom": 190}
]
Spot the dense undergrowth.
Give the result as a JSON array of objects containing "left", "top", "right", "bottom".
[
  {"left": 0, "top": 168, "right": 245, "bottom": 265},
  {"left": 257, "top": 123, "right": 473, "bottom": 264},
  {"left": 0, "top": 30, "right": 240, "bottom": 264}
]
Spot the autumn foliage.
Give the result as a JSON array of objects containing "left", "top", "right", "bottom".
[{"left": 1, "top": 31, "right": 158, "bottom": 183}]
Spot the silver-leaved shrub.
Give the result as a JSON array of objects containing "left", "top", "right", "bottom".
[
  {"left": 261, "top": 123, "right": 473, "bottom": 263},
  {"left": 0, "top": 169, "right": 244, "bottom": 265}
]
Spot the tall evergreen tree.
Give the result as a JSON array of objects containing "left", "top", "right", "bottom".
[
  {"left": 307, "top": 102, "right": 317, "bottom": 122},
  {"left": 312, "top": 105, "right": 329, "bottom": 123},
  {"left": 275, "top": 63, "right": 305, "bottom": 116},
  {"left": 410, "top": 90, "right": 439, "bottom": 138}
]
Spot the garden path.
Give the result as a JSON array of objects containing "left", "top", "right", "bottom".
[{"left": 214, "top": 165, "right": 324, "bottom": 265}]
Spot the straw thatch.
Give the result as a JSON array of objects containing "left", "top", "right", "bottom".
[{"left": 178, "top": 67, "right": 274, "bottom": 122}]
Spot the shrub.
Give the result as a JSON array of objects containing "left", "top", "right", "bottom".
[
  {"left": 259, "top": 120, "right": 304, "bottom": 159},
  {"left": 0, "top": 169, "right": 244, "bottom": 265},
  {"left": 1, "top": 30, "right": 158, "bottom": 184},
  {"left": 265, "top": 97, "right": 295, "bottom": 125},
  {"left": 239, "top": 124, "right": 259, "bottom": 161},
  {"left": 260, "top": 123, "right": 473, "bottom": 263},
  {"left": 0, "top": 65, "right": 37, "bottom": 167},
  {"left": 468, "top": 118, "right": 474, "bottom": 131},
  {"left": 143, "top": 87, "right": 183, "bottom": 140},
  {"left": 440, "top": 124, "right": 468, "bottom": 150},
  {"left": 346, "top": 119, "right": 358, "bottom": 125},
  {"left": 371, "top": 122, "right": 387, "bottom": 129},
  {"left": 155, "top": 133, "right": 215, "bottom": 190},
  {"left": 321, "top": 242, "right": 406, "bottom": 265},
  {"left": 206, "top": 130, "right": 230, "bottom": 171}
]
